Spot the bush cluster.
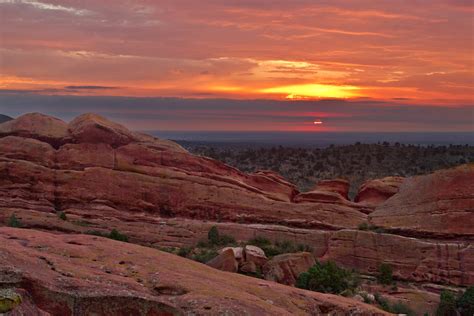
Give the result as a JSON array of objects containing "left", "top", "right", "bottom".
[
  {"left": 437, "top": 287, "right": 474, "bottom": 316},
  {"left": 296, "top": 261, "right": 359, "bottom": 295}
]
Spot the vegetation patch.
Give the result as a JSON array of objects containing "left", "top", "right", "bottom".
[
  {"left": 374, "top": 294, "right": 415, "bottom": 316},
  {"left": 377, "top": 263, "right": 394, "bottom": 285},
  {"left": 246, "top": 236, "right": 312, "bottom": 258},
  {"left": 85, "top": 229, "right": 129, "bottom": 242},
  {"left": 296, "top": 261, "right": 359, "bottom": 295},
  {"left": 6, "top": 214, "right": 22, "bottom": 228}
]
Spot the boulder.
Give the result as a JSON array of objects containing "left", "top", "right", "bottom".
[
  {"left": 207, "top": 248, "right": 238, "bottom": 272},
  {"left": 68, "top": 113, "right": 137, "bottom": 147},
  {"left": 0, "top": 113, "right": 68, "bottom": 147},
  {"left": 370, "top": 164, "right": 474, "bottom": 236},
  {"left": 220, "top": 247, "right": 243, "bottom": 261},
  {"left": 244, "top": 245, "right": 268, "bottom": 268},
  {"left": 355, "top": 176, "right": 404, "bottom": 207},
  {"left": 262, "top": 252, "right": 316, "bottom": 285}
]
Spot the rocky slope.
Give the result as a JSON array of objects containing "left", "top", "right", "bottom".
[{"left": 0, "top": 113, "right": 473, "bottom": 314}]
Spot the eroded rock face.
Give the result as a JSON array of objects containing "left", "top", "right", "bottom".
[
  {"left": 323, "top": 230, "right": 474, "bottom": 286},
  {"left": 0, "top": 227, "right": 387, "bottom": 315},
  {"left": 355, "top": 176, "right": 404, "bottom": 208},
  {"left": 263, "top": 252, "right": 316, "bottom": 286},
  {"left": 370, "top": 164, "right": 474, "bottom": 237}
]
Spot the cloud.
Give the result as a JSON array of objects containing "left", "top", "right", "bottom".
[
  {"left": 0, "top": 0, "right": 92, "bottom": 15},
  {"left": 65, "top": 85, "right": 119, "bottom": 90}
]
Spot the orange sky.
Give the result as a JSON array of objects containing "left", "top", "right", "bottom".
[
  {"left": 0, "top": 1, "right": 473, "bottom": 131},
  {"left": 1, "top": 0, "right": 473, "bottom": 102}
]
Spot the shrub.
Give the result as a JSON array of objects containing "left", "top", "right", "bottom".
[
  {"left": 7, "top": 214, "right": 22, "bottom": 228},
  {"left": 358, "top": 222, "right": 369, "bottom": 230},
  {"left": 58, "top": 211, "right": 67, "bottom": 221},
  {"left": 375, "top": 294, "right": 415, "bottom": 316},
  {"left": 192, "top": 249, "right": 219, "bottom": 263},
  {"left": 377, "top": 263, "right": 394, "bottom": 285},
  {"left": 177, "top": 247, "right": 192, "bottom": 258},
  {"left": 296, "top": 261, "right": 359, "bottom": 294},
  {"left": 436, "top": 290, "right": 458, "bottom": 316},
  {"left": 109, "top": 229, "right": 128, "bottom": 242},
  {"left": 208, "top": 226, "right": 220, "bottom": 244},
  {"left": 85, "top": 229, "right": 128, "bottom": 242},
  {"left": 202, "top": 226, "right": 236, "bottom": 247},
  {"left": 456, "top": 286, "right": 474, "bottom": 316}
]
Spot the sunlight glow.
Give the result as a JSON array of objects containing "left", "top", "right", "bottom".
[{"left": 260, "top": 83, "right": 360, "bottom": 99}]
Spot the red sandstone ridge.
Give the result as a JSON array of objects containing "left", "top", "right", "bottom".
[
  {"left": 370, "top": 164, "right": 474, "bottom": 237},
  {"left": 0, "top": 113, "right": 367, "bottom": 229},
  {"left": 313, "top": 179, "right": 350, "bottom": 200},
  {"left": 0, "top": 227, "right": 387, "bottom": 315}
]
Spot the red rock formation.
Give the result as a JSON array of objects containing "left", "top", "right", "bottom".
[
  {"left": 263, "top": 252, "right": 316, "bottom": 286},
  {"left": 312, "top": 179, "right": 350, "bottom": 200},
  {"left": 0, "top": 227, "right": 388, "bottom": 315},
  {"left": 0, "top": 113, "right": 368, "bottom": 230},
  {"left": 370, "top": 164, "right": 474, "bottom": 237},
  {"left": 355, "top": 176, "right": 404, "bottom": 208}
]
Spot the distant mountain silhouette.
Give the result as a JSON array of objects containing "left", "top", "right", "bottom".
[{"left": 0, "top": 114, "right": 13, "bottom": 124}]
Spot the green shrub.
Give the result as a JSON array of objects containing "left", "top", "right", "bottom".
[
  {"left": 177, "top": 247, "right": 192, "bottom": 258},
  {"left": 437, "top": 290, "right": 458, "bottom": 316},
  {"left": 202, "top": 226, "right": 236, "bottom": 247},
  {"left": 377, "top": 263, "right": 394, "bottom": 285},
  {"left": 85, "top": 229, "right": 128, "bottom": 242},
  {"left": 109, "top": 229, "right": 128, "bottom": 242},
  {"left": 7, "top": 214, "right": 22, "bottom": 228},
  {"left": 296, "top": 261, "right": 359, "bottom": 294},
  {"left": 208, "top": 226, "right": 220, "bottom": 244},
  {"left": 456, "top": 286, "right": 474, "bottom": 316},
  {"left": 58, "top": 211, "right": 67, "bottom": 221},
  {"left": 192, "top": 249, "right": 219, "bottom": 263}
]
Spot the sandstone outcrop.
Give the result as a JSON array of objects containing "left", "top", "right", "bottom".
[
  {"left": 355, "top": 176, "right": 404, "bottom": 208},
  {"left": 370, "top": 164, "right": 474, "bottom": 237},
  {"left": 312, "top": 179, "right": 350, "bottom": 199},
  {"left": 0, "top": 227, "right": 387, "bottom": 315},
  {"left": 263, "top": 252, "right": 316, "bottom": 286}
]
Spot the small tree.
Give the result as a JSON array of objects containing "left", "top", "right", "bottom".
[
  {"left": 7, "top": 214, "right": 22, "bottom": 228},
  {"left": 378, "top": 263, "right": 394, "bottom": 285},
  {"left": 207, "top": 226, "right": 220, "bottom": 245}
]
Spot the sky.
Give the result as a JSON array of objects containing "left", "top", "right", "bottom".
[{"left": 0, "top": 0, "right": 473, "bottom": 131}]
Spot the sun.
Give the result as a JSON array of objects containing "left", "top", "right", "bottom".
[{"left": 261, "top": 83, "right": 360, "bottom": 99}]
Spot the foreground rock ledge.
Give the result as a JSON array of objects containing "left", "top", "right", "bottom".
[{"left": 0, "top": 227, "right": 387, "bottom": 315}]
